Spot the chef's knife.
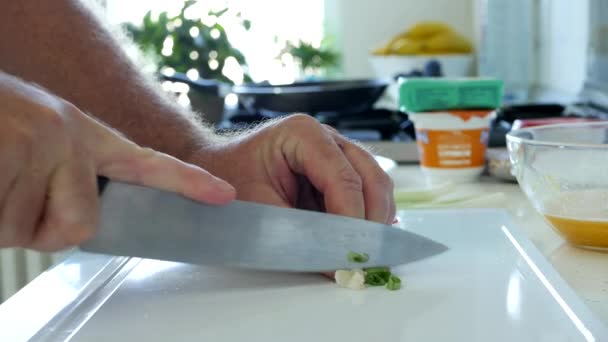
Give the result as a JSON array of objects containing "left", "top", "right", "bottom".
[{"left": 80, "top": 178, "right": 447, "bottom": 272}]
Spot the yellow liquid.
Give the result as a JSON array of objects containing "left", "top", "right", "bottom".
[{"left": 545, "top": 215, "right": 608, "bottom": 249}]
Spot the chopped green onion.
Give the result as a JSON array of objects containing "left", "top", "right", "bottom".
[
  {"left": 363, "top": 267, "right": 391, "bottom": 286},
  {"left": 338, "top": 254, "right": 403, "bottom": 291},
  {"left": 347, "top": 251, "right": 369, "bottom": 263},
  {"left": 386, "top": 275, "right": 402, "bottom": 290},
  {"left": 364, "top": 267, "right": 391, "bottom": 278},
  {"left": 364, "top": 273, "right": 386, "bottom": 286}
]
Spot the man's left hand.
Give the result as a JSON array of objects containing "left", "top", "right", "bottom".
[{"left": 191, "top": 114, "right": 395, "bottom": 224}]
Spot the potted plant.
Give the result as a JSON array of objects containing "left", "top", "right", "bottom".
[
  {"left": 282, "top": 39, "right": 341, "bottom": 79},
  {"left": 124, "top": 1, "right": 252, "bottom": 123}
]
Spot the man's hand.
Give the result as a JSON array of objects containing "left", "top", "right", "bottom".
[
  {"left": 0, "top": 72, "right": 235, "bottom": 251},
  {"left": 193, "top": 114, "right": 395, "bottom": 224}
]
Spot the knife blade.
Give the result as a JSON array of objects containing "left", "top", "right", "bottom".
[{"left": 80, "top": 180, "right": 448, "bottom": 272}]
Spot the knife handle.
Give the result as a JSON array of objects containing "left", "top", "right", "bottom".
[{"left": 97, "top": 176, "right": 109, "bottom": 195}]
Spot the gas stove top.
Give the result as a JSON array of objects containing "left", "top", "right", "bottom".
[{"left": 216, "top": 107, "right": 416, "bottom": 142}]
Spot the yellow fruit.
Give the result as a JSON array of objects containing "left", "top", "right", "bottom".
[
  {"left": 372, "top": 45, "right": 390, "bottom": 56},
  {"left": 385, "top": 33, "right": 408, "bottom": 48},
  {"left": 405, "top": 21, "right": 453, "bottom": 39},
  {"left": 425, "top": 32, "right": 473, "bottom": 53},
  {"left": 370, "top": 21, "right": 473, "bottom": 56},
  {"left": 372, "top": 33, "right": 407, "bottom": 55},
  {"left": 389, "top": 37, "right": 424, "bottom": 55}
]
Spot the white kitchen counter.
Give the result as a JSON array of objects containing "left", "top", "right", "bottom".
[
  {"left": 388, "top": 166, "right": 608, "bottom": 323},
  {"left": 0, "top": 165, "right": 607, "bottom": 340}
]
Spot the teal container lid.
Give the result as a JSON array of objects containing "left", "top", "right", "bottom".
[{"left": 399, "top": 78, "right": 504, "bottom": 112}]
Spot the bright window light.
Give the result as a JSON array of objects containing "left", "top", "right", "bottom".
[{"left": 104, "top": 0, "right": 325, "bottom": 84}]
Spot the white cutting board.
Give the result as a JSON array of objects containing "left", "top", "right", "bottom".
[{"left": 57, "top": 209, "right": 607, "bottom": 341}]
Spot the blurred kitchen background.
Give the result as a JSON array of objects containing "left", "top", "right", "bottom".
[
  {"left": 97, "top": 0, "right": 597, "bottom": 153},
  {"left": 0, "top": 0, "right": 603, "bottom": 303},
  {"left": 103, "top": 0, "right": 588, "bottom": 98}
]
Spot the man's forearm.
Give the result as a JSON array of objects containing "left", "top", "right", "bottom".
[{"left": 0, "top": 0, "right": 213, "bottom": 160}]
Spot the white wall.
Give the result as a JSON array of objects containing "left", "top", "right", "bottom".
[
  {"left": 536, "top": 0, "right": 589, "bottom": 95},
  {"left": 325, "top": 0, "right": 590, "bottom": 97},
  {"left": 325, "top": 0, "right": 474, "bottom": 78}
]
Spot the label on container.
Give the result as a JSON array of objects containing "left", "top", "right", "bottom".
[{"left": 416, "top": 128, "right": 489, "bottom": 168}]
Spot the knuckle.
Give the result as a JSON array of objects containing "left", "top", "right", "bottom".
[
  {"left": 337, "top": 165, "right": 363, "bottom": 192},
  {"left": 11, "top": 126, "right": 35, "bottom": 158},
  {"left": 12, "top": 129, "right": 34, "bottom": 154},
  {"left": 22, "top": 103, "right": 71, "bottom": 157},
  {"left": 38, "top": 103, "right": 68, "bottom": 131},
  {"left": 373, "top": 171, "right": 393, "bottom": 190},
  {"left": 322, "top": 124, "right": 338, "bottom": 134},
  {"left": 11, "top": 125, "right": 33, "bottom": 146},
  {"left": 348, "top": 139, "right": 372, "bottom": 154},
  {"left": 285, "top": 113, "right": 319, "bottom": 128}
]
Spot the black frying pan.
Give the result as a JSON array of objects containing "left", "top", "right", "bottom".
[
  {"left": 161, "top": 72, "right": 390, "bottom": 115},
  {"left": 488, "top": 103, "right": 566, "bottom": 147}
]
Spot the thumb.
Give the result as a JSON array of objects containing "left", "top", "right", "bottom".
[{"left": 87, "top": 119, "right": 235, "bottom": 205}]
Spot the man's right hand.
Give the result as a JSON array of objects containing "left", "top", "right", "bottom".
[{"left": 0, "top": 71, "right": 235, "bottom": 251}]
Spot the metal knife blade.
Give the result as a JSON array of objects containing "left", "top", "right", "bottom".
[{"left": 80, "top": 181, "right": 448, "bottom": 272}]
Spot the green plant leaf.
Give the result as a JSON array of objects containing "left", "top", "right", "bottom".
[
  {"left": 183, "top": 0, "right": 196, "bottom": 12},
  {"left": 124, "top": 1, "right": 251, "bottom": 84},
  {"left": 242, "top": 19, "right": 252, "bottom": 30},
  {"left": 210, "top": 8, "right": 229, "bottom": 18}
]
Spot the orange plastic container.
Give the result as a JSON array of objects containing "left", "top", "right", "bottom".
[{"left": 409, "top": 109, "right": 496, "bottom": 183}]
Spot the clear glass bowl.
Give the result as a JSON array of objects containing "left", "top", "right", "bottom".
[{"left": 507, "top": 122, "right": 608, "bottom": 250}]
